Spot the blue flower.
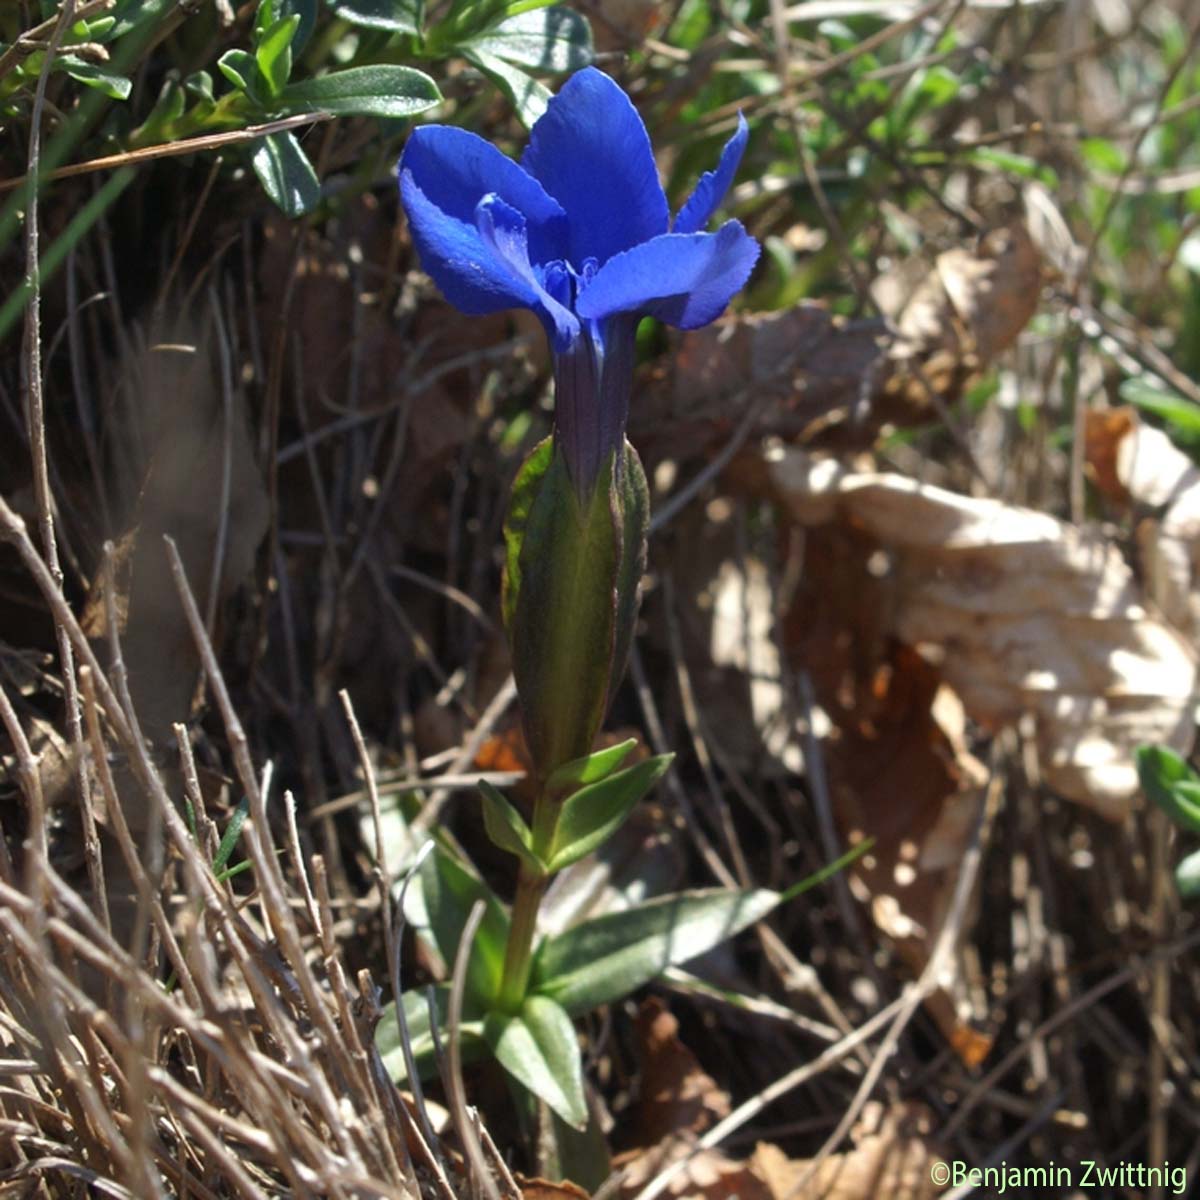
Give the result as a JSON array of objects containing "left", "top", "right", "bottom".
[{"left": 398, "top": 66, "right": 759, "bottom": 496}]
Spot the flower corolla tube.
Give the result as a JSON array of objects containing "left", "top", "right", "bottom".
[{"left": 398, "top": 66, "right": 759, "bottom": 498}]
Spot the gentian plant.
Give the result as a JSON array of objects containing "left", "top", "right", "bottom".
[{"left": 379, "top": 67, "right": 833, "bottom": 1175}]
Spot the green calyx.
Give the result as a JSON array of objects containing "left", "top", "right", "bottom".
[{"left": 502, "top": 436, "right": 649, "bottom": 779}]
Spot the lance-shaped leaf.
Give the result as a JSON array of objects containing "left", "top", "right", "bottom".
[
  {"left": 479, "top": 780, "right": 545, "bottom": 874},
  {"left": 484, "top": 994, "right": 587, "bottom": 1129},
  {"left": 280, "top": 65, "right": 441, "bottom": 118},
  {"left": 57, "top": 56, "right": 133, "bottom": 99},
  {"left": 545, "top": 754, "right": 673, "bottom": 872},
  {"left": 255, "top": 12, "right": 299, "bottom": 98},
  {"left": 530, "top": 887, "right": 780, "bottom": 1015},
  {"left": 413, "top": 845, "right": 511, "bottom": 1007},
  {"left": 376, "top": 985, "right": 486, "bottom": 1082},
  {"left": 545, "top": 737, "right": 637, "bottom": 796}
]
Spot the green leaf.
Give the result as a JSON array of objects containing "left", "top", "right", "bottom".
[
  {"left": 376, "top": 985, "right": 486, "bottom": 1081},
  {"left": 57, "top": 56, "right": 132, "bottom": 99},
  {"left": 531, "top": 887, "right": 780, "bottom": 1015},
  {"left": 1136, "top": 745, "right": 1200, "bottom": 835},
  {"left": 214, "top": 858, "right": 255, "bottom": 883},
  {"left": 251, "top": 131, "right": 320, "bottom": 217},
  {"left": 465, "top": 46, "right": 551, "bottom": 128},
  {"left": 479, "top": 780, "right": 544, "bottom": 874},
  {"left": 779, "top": 837, "right": 874, "bottom": 904},
  {"left": 254, "top": 0, "right": 280, "bottom": 39},
  {"left": 504, "top": 0, "right": 557, "bottom": 14},
  {"left": 965, "top": 147, "right": 1057, "bottom": 186},
  {"left": 256, "top": 13, "right": 300, "bottom": 98},
  {"left": 184, "top": 70, "right": 215, "bottom": 103},
  {"left": 470, "top": 5, "right": 592, "bottom": 71},
  {"left": 1080, "top": 136, "right": 1126, "bottom": 174},
  {"left": 214, "top": 796, "right": 250, "bottom": 875},
  {"left": 73, "top": 14, "right": 116, "bottom": 38},
  {"left": 133, "top": 74, "right": 187, "bottom": 143},
  {"left": 108, "top": 0, "right": 174, "bottom": 38},
  {"left": 545, "top": 738, "right": 637, "bottom": 797},
  {"left": 1119, "top": 378, "right": 1200, "bottom": 439},
  {"left": 546, "top": 754, "right": 673, "bottom": 872},
  {"left": 1176, "top": 848, "right": 1200, "bottom": 898},
  {"left": 413, "top": 845, "right": 511, "bottom": 1006},
  {"left": 280, "top": 0, "right": 318, "bottom": 51},
  {"left": 279, "top": 65, "right": 441, "bottom": 118},
  {"left": 484, "top": 995, "right": 587, "bottom": 1129},
  {"left": 330, "top": 0, "right": 422, "bottom": 32},
  {"left": 218, "top": 48, "right": 260, "bottom": 98}
]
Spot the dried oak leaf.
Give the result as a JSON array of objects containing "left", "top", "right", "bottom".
[{"left": 772, "top": 451, "right": 1197, "bottom": 819}]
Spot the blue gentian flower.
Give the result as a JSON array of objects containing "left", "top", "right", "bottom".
[{"left": 398, "top": 66, "right": 759, "bottom": 497}]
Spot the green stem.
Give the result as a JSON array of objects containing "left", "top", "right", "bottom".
[
  {"left": 497, "top": 786, "right": 560, "bottom": 1011},
  {"left": 497, "top": 862, "right": 546, "bottom": 1012}
]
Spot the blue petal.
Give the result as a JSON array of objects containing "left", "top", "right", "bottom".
[
  {"left": 673, "top": 113, "right": 749, "bottom": 235},
  {"left": 521, "top": 67, "right": 669, "bottom": 268},
  {"left": 400, "top": 168, "right": 579, "bottom": 348},
  {"left": 575, "top": 221, "right": 760, "bottom": 329},
  {"left": 400, "top": 124, "right": 568, "bottom": 265},
  {"left": 475, "top": 195, "right": 579, "bottom": 351}
]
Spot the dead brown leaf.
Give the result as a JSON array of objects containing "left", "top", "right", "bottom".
[
  {"left": 633, "top": 226, "right": 1040, "bottom": 470},
  {"left": 631, "top": 304, "right": 886, "bottom": 461},
  {"left": 574, "top": 0, "right": 665, "bottom": 51},
  {"left": 751, "top": 1102, "right": 944, "bottom": 1200},
  {"left": 772, "top": 451, "right": 1197, "bottom": 819},
  {"left": 615, "top": 999, "right": 766, "bottom": 1200},
  {"left": 880, "top": 224, "right": 1042, "bottom": 424},
  {"left": 633, "top": 998, "right": 730, "bottom": 1144}
]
